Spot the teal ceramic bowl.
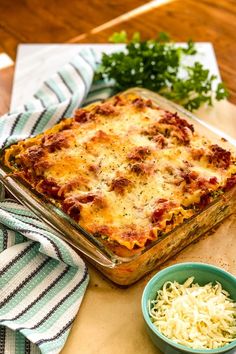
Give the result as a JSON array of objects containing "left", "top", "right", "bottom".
[{"left": 142, "top": 262, "right": 236, "bottom": 354}]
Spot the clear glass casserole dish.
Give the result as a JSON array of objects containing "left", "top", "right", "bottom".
[{"left": 0, "top": 87, "right": 236, "bottom": 285}]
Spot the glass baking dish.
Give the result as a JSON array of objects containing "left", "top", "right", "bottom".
[{"left": 1, "top": 87, "right": 236, "bottom": 285}]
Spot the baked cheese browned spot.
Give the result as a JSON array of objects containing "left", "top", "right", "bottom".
[{"left": 4, "top": 93, "right": 236, "bottom": 253}]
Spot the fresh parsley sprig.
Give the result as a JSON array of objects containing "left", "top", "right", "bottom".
[{"left": 95, "top": 31, "right": 228, "bottom": 111}]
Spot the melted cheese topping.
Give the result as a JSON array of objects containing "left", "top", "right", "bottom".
[
  {"left": 149, "top": 277, "right": 236, "bottom": 349},
  {"left": 4, "top": 93, "right": 236, "bottom": 253}
]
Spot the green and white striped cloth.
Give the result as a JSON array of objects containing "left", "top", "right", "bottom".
[{"left": 0, "top": 48, "right": 115, "bottom": 354}]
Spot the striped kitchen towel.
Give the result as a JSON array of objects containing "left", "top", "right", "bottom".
[{"left": 0, "top": 48, "right": 114, "bottom": 354}]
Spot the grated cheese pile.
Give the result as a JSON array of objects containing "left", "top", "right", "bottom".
[{"left": 149, "top": 277, "right": 236, "bottom": 349}]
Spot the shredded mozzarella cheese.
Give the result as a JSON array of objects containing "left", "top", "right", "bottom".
[{"left": 149, "top": 277, "right": 236, "bottom": 349}]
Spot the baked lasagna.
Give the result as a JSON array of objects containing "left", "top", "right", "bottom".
[{"left": 3, "top": 92, "right": 236, "bottom": 256}]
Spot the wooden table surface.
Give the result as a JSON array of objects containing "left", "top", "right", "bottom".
[
  {"left": 0, "top": 0, "right": 236, "bottom": 116},
  {"left": 0, "top": 0, "right": 148, "bottom": 58}
]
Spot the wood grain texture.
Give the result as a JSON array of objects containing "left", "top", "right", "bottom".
[
  {"left": 0, "top": 0, "right": 236, "bottom": 116},
  {"left": 75, "top": 0, "right": 236, "bottom": 104},
  {"left": 0, "top": 26, "right": 23, "bottom": 59},
  {"left": 0, "top": 0, "right": 148, "bottom": 59},
  {"left": 0, "top": 66, "right": 14, "bottom": 115}
]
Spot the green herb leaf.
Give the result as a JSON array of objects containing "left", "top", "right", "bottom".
[
  {"left": 157, "top": 32, "right": 170, "bottom": 42},
  {"left": 131, "top": 32, "right": 141, "bottom": 43},
  {"left": 97, "top": 32, "right": 229, "bottom": 111},
  {"left": 216, "top": 82, "right": 229, "bottom": 100},
  {"left": 108, "top": 30, "right": 128, "bottom": 43}
]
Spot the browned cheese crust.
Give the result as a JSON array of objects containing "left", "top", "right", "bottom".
[{"left": 4, "top": 93, "right": 236, "bottom": 256}]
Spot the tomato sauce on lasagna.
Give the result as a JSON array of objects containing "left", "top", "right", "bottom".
[{"left": 4, "top": 93, "right": 236, "bottom": 256}]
